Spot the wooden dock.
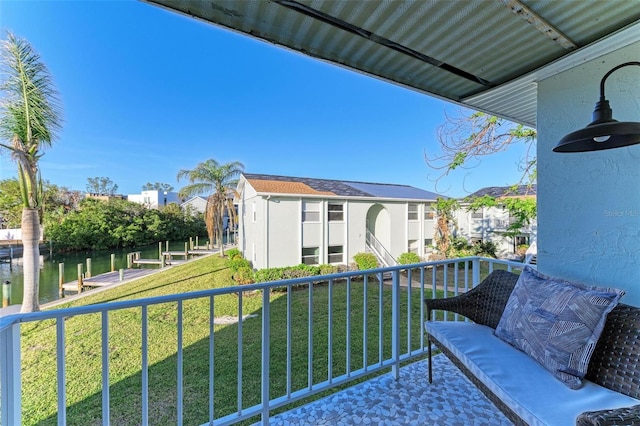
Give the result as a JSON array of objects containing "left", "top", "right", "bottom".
[
  {"left": 61, "top": 269, "right": 158, "bottom": 293},
  {"left": 132, "top": 258, "right": 165, "bottom": 265},
  {"left": 58, "top": 243, "right": 221, "bottom": 297},
  {"left": 161, "top": 249, "right": 217, "bottom": 262}
]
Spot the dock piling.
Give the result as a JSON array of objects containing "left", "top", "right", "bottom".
[
  {"left": 59, "top": 263, "right": 65, "bottom": 298},
  {"left": 86, "top": 258, "right": 92, "bottom": 279},
  {"left": 111, "top": 254, "right": 116, "bottom": 272},
  {"left": 77, "top": 264, "right": 84, "bottom": 293},
  {"left": 119, "top": 268, "right": 124, "bottom": 281},
  {"left": 159, "top": 242, "right": 163, "bottom": 260},
  {"left": 2, "top": 280, "right": 10, "bottom": 307}
]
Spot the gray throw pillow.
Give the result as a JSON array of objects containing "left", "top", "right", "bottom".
[{"left": 494, "top": 266, "right": 624, "bottom": 389}]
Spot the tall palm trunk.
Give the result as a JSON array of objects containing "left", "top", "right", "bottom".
[
  {"left": 218, "top": 203, "right": 225, "bottom": 257},
  {"left": 205, "top": 197, "right": 215, "bottom": 249},
  {"left": 20, "top": 208, "right": 40, "bottom": 313}
]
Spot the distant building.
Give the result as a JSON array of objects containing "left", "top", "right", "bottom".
[
  {"left": 128, "top": 190, "right": 181, "bottom": 209},
  {"left": 236, "top": 173, "right": 444, "bottom": 270},
  {"left": 181, "top": 196, "right": 208, "bottom": 214},
  {"left": 84, "top": 193, "right": 127, "bottom": 202},
  {"left": 180, "top": 196, "right": 237, "bottom": 232},
  {"left": 455, "top": 185, "right": 537, "bottom": 258}
]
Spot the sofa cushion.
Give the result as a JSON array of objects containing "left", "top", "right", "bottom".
[
  {"left": 426, "top": 321, "right": 640, "bottom": 426},
  {"left": 494, "top": 267, "right": 624, "bottom": 389}
]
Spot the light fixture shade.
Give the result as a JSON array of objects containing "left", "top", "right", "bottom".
[
  {"left": 553, "top": 120, "right": 640, "bottom": 152},
  {"left": 553, "top": 61, "right": 640, "bottom": 153}
]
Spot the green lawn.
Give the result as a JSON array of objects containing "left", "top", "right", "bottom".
[{"left": 19, "top": 256, "right": 510, "bottom": 425}]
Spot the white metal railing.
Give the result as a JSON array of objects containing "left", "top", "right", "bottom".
[
  {"left": 0, "top": 256, "right": 525, "bottom": 426},
  {"left": 365, "top": 229, "right": 397, "bottom": 266}
]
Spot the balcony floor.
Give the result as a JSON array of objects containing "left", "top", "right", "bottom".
[{"left": 267, "top": 354, "right": 513, "bottom": 425}]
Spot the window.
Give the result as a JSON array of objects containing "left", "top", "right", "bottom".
[
  {"left": 252, "top": 202, "right": 256, "bottom": 222},
  {"left": 408, "top": 239, "right": 419, "bottom": 254},
  {"left": 424, "top": 203, "right": 435, "bottom": 220},
  {"left": 302, "top": 201, "right": 320, "bottom": 222},
  {"left": 471, "top": 210, "right": 483, "bottom": 219},
  {"left": 328, "top": 245, "right": 343, "bottom": 264},
  {"left": 424, "top": 238, "right": 434, "bottom": 252},
  {"left": 328, "top": 203, "right": 344, "bottom": 221},
  {"left": 408, "top": 203, "right": 418, "bottom": 221},
  {"left": 495, "top": 219, "right": 509, "bottom": 229},
  {"left": 302, "top": 247, "right": 319, "bottom": 265}
]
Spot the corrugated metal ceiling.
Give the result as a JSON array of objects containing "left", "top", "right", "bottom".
[{"left": 146, "top": 0, "right": 640, "bottom": 128}]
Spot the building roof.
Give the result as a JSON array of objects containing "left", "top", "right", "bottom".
[
  {"left": 467, "top": 184, "right": 537, "bottom": 199},
  {"left": 242, "top": 173, "right": 442, "bottom": 201},
  {"left": 181, "top": 196, "right": 207, "bottom": 205},
  {"left": 147, "top": 0, "right": 639, "bottom": 128}
]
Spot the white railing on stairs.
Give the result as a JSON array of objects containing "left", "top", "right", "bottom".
[{"left": 365, "top": 229, "right": 397, "bottom": 267}]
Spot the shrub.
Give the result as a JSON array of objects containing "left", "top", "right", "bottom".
[
  {"left": 397, "top": 252, "right": 421, "bottom": 265},
  {"left": 516, "top": 244, "right": 529, "bottom": 260},
  {"left": 282, "top": 264, "right": 320, "bottom": 279},
  {"left": 353, "top": 252, "right": 378, "bottom": 270},
  {"left": 228, "top": 257, "right": 252, "bottom": 274},
  {"left": 427, "top": 252, "right": 447, "bottom": 262},
  {"left": 451, "top": 236, "right": 469, "bottom": 251},
  {"left": 472, "top": 240, "right": 497, "bottom": 258},
  {"left": 254, "top": 267, "right": 285, "bottom": 283},
  {"left": 233, "top": 266, "right": 255, "bottom": 285},
  {"left": 319, "top": 264, "right": 339, "bottom": 275},
  {"left": 226, "top": 248, "right": 242, "bottom": 260},
  {"left": 254, "top": 264, "right": 325, "bottom": 283}
]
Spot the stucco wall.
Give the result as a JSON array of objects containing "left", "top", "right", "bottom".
[
  {"left": 538, "top": 42, "right": 640, "bottom": 306},
  {"left": 240, "top": 188, "right": 441, "bottom": 268},
  {"left": 266, "top": 197, "right": 300, "bottom": 268}
]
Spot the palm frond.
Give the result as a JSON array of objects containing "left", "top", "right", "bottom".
[
  {"left": 0, "top": 31, "right": 62, "bottom": 208},
  {"left": 177, "top": 158, "right": 245, "bottom": 248}
]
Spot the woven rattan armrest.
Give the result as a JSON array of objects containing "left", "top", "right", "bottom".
[
  {"left": 576, "top": 404, "right": 640, "bottom": 425},
  {"left": 424, "top": 269, "right": 520, "bottom": 329}
]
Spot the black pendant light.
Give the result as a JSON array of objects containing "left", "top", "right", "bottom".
[{"left": 553, "top": 61, "right": 640, "bottom": 153}]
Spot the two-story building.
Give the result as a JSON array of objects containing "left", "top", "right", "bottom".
[
  {"left": 455, "top": 185, "right": 537, "bottom": 258},
  {"left": 236, "top": 173, "right": 443, "bottom": 270}
]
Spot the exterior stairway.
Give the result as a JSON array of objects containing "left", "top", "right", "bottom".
[{"left": 365, "top": 229, "right": 397, "bottom": 268}]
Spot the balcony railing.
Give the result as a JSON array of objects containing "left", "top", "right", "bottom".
[{"left": 0, "top": 257, "right": 525, "bottom": 426}]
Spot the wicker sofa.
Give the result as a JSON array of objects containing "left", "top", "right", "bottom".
[{"left": 424, "top": 269, "right": 640, "bottom": 426}]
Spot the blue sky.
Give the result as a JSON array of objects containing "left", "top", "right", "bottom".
[{"left": 0, "top": 0, "right": 530, "bottom": 198}]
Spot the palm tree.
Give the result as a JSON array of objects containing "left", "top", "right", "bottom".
[
  {"left": 0, "top": 33, "right": 62, "bottom": 312},
  {"left": 177, "top": 159, "right": 244, "bottom": 256}
]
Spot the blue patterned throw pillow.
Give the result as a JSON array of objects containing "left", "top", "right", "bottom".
[{"left": 495, "top": 266, "right": 624, "bottom": 389}]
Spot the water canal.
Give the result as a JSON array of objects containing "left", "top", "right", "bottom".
[{"left": 0, "top": 240, "right": 209, "bottom": 306}]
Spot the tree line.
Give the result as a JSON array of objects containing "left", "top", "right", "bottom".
[
  {"left": 45, "top": 198, "right": 206, "bottom": 251},
  {"left": 0, "top": 178, "right": 206, "bottom": 250}
]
